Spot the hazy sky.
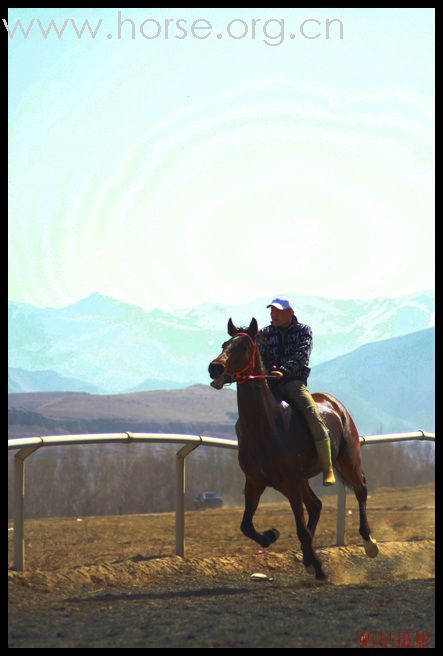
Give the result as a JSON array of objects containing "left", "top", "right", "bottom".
[{"left": 8, "top": 8, "right": 434, "bottom": 311}]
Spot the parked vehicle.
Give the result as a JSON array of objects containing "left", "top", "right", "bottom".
[{"left": 193, "top": 491, "right": 223, "bottom": 510}]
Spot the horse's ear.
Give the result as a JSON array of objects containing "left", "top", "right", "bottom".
[
  {"left": 248, "top": 318, "right": 258, "bottom": 337},
  {"left": 227, "top": 318, "right": 238, "bottom": 336}
]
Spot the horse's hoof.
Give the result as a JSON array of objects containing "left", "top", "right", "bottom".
[
  {"left": 263, "top": 528, "right": 280, "bottom": 546},
  {"left": 304, "top": 564, "right": 315, "bottom": 575},
  {"left": 315, "top": 570, "right": 328, "bottom": 581},
  {"left": 363, "top": 537, "right": 379, "bottom": 558}
]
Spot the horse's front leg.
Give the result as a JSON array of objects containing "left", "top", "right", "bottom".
[{"left": 240, "top": 476, "right": 280, "bottom": 548}]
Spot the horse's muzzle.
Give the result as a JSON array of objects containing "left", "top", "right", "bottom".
[
  {"left": 208, "top": 362, "right": 224, "bottom": 379},
  {"left": 208, "top": 362, "right": 231, "bottom": 389}
]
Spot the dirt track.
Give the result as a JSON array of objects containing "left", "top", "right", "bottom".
[
  {"left": 8, "top": 485, "right": 435, "bottom": 648},
  {"left": 8, "top": 576, "right": 435, "bottom": 648}
]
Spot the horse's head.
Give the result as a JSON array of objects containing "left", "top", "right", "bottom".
[{"left": 208, "top": 317, "right": 258, "bottom": 389}]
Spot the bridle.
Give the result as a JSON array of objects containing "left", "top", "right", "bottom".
[{"left": 224, "top": 332, "right": 275, "bottom": 386}]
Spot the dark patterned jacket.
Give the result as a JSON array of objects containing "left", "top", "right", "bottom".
[{"left": 257, "top": 316, "right": 312, "bottom": 384}]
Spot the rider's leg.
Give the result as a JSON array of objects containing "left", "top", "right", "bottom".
[{"left": 278, "top": 379, "right": 336, "bottom": 486}]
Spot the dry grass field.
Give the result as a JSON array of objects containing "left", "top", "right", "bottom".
[
  {"left": 8, "top": 484, "right": 435, "bottom": 648},
  {"left": 8, "top": 483, "right": 434, "bottom": 575}
]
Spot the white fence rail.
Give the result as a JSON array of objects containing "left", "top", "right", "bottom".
[{"left": 8, "top": 430, "right": 435, "bottom": 572}]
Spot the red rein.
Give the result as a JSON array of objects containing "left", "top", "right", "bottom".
[{"left": 233, "top": 332, "right": 268, "bottom": 384}]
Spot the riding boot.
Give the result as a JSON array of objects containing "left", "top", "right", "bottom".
[{"left": 314, "top": 438, "right": 336, "bottom": 486}]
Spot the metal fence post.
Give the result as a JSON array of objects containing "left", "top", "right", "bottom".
[
  {"left": 13, "top": 444, "right": 41, "bottom": 571},
  {"left": 13, "top": 456, "right": 25, "bottom": 572},
  {"left": 175, "top": 441, "right": 201, "bottom": 557},
  {"left": 336, "top": 479, "right": 347, "bottom": 546}
]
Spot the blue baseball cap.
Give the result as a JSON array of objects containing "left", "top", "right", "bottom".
[{"left": 266, "top": 296, "right": 295, "bottom": 311}]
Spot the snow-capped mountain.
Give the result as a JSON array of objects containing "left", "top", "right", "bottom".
[
  {"left": 175, "top": 291, "right": 434, "bottom": 365},
  {"left": 8, "top": 290, "right": 434, "bottom": 393}
]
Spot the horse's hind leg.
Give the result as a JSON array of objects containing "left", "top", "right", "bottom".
[
  {"left": 288, "top": 487, "right": 327, "bottom": 580},
  {"left": 302, "top": 480, "right": 322, "bottom": 540},
  {"left": 334, "top": 460, "right": 378, "bottom": 558},
  {"left": 353, "top": 477, "right": 379, "bottom": 557},
  {"left": 240, "top": 476, "right": 280, "bottom": 548}
]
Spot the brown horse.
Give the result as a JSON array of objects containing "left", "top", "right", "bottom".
[{"left": 208, "top": 317, "right": 378, "bottom": 580}]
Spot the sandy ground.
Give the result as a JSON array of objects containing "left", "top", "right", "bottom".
[{"left": 8, "top": 484, "right": 435, "bottom": 648}]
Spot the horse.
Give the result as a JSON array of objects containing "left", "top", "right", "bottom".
[{"left": 208, "top": 317, "right": 378, "bottom": 580}]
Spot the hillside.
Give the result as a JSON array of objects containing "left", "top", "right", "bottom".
[
  {"left": 8, "top": 385, "right": 238, "bottom": 439},
  {"left": 310, "top": 327, "right": 434, "bottom": 433},
  {"left": 8, "top": 368, "right": 102, "bottom": 394}
]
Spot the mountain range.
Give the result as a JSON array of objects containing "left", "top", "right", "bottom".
[
  {"left": 8, "top": 290, "right": 434, "bottom": 394},
  {"left": 8, "top": 327, "right": 434, "bottom": 438}
]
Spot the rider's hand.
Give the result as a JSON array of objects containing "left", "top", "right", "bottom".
[{"left": 270, "top": 370, "right": 284, "bottom": 378}]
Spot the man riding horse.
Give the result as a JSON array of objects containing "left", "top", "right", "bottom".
[{"left": 258, "top": 295, "right": 336, "bottom": 486}]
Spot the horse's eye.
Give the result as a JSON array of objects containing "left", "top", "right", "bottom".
[{"left": 222, "top": 341, "right": 228, "bottom": 349}]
